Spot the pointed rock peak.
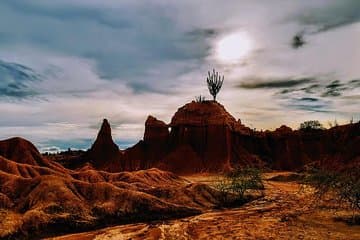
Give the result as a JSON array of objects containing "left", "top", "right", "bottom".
[
  {"left": 86, "top": 119, "right": 120, "bottom": 170},
  {"left": 94, "top": 118, "right": 116, "bottom": 146},
  {"left": 98, "top": 118, "right": 111, "bottom": 137}
]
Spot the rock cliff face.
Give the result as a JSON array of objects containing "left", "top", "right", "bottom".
[
  {"left": 78, "top": 101, "right": 359, "bottom": 173},
  {"left": 231, "top": 122, "right": 359, "bottom": 170},
  {"left": 168, "top": 101, "right": 237, "bottom": 172},
  {"left": 121, "top": 116, "right": 169, "bottom": 171},
  {"left": 130, "top": 101, "right": 358, "bottom": 172},
  {"left": 121, "top": 101, "right": 247, "bottom": 173}
]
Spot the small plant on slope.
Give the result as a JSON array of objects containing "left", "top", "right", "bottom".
[{"left": 304, "top": 167, "right": 360, "bottom": 224}]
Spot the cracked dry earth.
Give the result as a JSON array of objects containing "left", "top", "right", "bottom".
[{"left": 49, "top": 173, "right": 360, "bottom": 240}]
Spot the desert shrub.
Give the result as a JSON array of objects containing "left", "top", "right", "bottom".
[
  {"left": 304, "top": 168, "right": 360, "bottom": 223},
  {"left": 299, "top": 120, "right": 324, "bottom": 130},
  {"left": 195, "top": 95, "right": 206, "bottom": 103},
  {"left": 215, "top": 167, "right": 264, "bottom": 206}
]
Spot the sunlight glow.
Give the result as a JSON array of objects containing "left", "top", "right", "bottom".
[{"left": 215, "top": 31, "right": 253, "bottom": 63}]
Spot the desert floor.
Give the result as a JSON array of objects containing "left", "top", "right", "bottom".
[{"left": 48, "top": 172, "right": 360, "bottom": 240}]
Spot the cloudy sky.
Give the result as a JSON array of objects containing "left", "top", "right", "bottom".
[{"left": 0, "top": 0, "right": 359, "bottom": 152}]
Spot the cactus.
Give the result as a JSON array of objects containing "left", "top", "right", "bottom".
[{"left": 207, "top": 69, "right": 224, "bottom": 101}]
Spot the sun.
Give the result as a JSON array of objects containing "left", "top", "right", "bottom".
[{"left": 215, "top": 31, "right": 253, "bottom": 63}]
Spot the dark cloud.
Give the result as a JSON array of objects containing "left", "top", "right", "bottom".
[
  {"left": 300, "top": 97, "right": 318, "bottom": 102},
  {"left": 300, "top": 84, "right": 322, "bottom": 94},
  {"left": 0, "top": 0, "right": 212, "bottom": 82},
  {"left": 1, "top": 0, "right": 132, "bottom": 29},
  {"left": 0, "top": 84, "right": 36, "bottom": 98},
  {"left": 246, "top": 76, "right": 360, "bottom": 113},
  {"left": 349, "top": 79, "right": 360, "bottom": 87},
  {"left": 283, "top": 97, "right": 331, "bottom": 113},
  {"left": 277, "top": 79, "right": 359, "bottom": 99},
  {"left": 186, "top": 28, "right": 217, "bottom": 38},
  {"left": 295, "top": 0, "right": 360, "bottom": 33},
  {"left": 291, "top": 104, "right": 331, "bottom": 113},
  {"left": 321, "top": 80, "right": 347, "bottom": 97},
  {"left": 0, "top": 60, "right": 41, "bottom": 98},
  {"left": 238, "top": 77, "right": 314, "bottom": 89}
]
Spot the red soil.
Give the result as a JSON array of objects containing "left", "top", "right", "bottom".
[{"left": 0, "top": 137, "right": 224, "bottom": 239}]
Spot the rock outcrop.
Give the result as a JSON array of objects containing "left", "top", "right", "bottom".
[
  {"left": 83, "top": 119, "right": 121, "bottom": 172},
  {"left": 121, "top": 101, "right": 245, "bottom": 173},
  {"left": 56, "top": 101, "right": 359, "bottom": 173},
  {"left": 119, "top": 101, "right": 359, "bottom": 173},
  {"left": 168, "top": 101, "right": 236, "bottom": 172},
  {"left": 232, "top": 122, "right": 360, "bottom": 170}
]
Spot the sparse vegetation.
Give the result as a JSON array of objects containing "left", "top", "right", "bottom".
[
  {"left": 215, "top": 167, "right": 264, "bottom": 206},
  {"left": 304, "top": 168, "right": 360, "bottom": 224},
  {"left": 299, "top": 120, "right": 324, "bottom": 130},
  {"left": 195, "top": 95, "right": 206, "bottom": 103},
  {"left": 327, "top": 119, "right": 340, "bottom": 128},
  {"left": 206, "top": 69, "right": 224, "bottom": 102}
]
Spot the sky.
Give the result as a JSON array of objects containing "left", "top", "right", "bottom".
[{"left": 0, "top": 0, "right": 359, "bottom": 152}]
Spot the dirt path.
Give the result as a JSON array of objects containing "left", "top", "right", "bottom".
[{"left": 49, "top": 174, "right": 360, "bottom": 240}]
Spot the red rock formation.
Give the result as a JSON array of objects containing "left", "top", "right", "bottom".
[
  {"left": 168, "top": 101, "right": 236, "bottom": 172},
  {"left": 170, "top": 101, "right": 237, "bottom": 126},
  {"left": 0, "top": 133, "right": 227, "bottom": 239},
  {"left": 0, "top": 137, "right": 49, "bottom": 166},
  {"left": 235, "top": 122, "right": 360, "bottom": 170},
  {"left": 122, "top": 101, "right": 359, "bottom": 173},
  {"left": 53, "top": 101, "right": 359, "bottom": 173},
  {"left": 144, "top": 116, "right": 169, "bottom": 142},
  {"left": 1, "top": 101, "right": 358, "bottom": 238},
  {"left": 0, "top": 144, "right": 223, "bottom": 239},
  {"left": 0, "top": 137, "right": 66, "bottom": 173},
  {"left": 143, "top": 116, "right": 169, "bottom": 168},
  {"left": 121, "top": 116, "right": 169, "bottom": 171},
  {"left": 83, "top": 119, "right": 121, "bottom": 172},
  {"left": 157, "top": 144, "right": 203, "bottom": 174}
]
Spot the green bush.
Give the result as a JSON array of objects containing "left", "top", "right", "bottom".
[{"left": 215, "top": 167, "right": 264, "bottom": 205}]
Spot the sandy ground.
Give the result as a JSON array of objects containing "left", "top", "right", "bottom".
[{"left": 48, "top": 172, "right": 360, "bottom": 240}]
